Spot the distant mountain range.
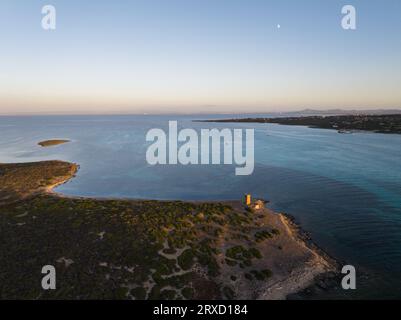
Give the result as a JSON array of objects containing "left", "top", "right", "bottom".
[{"left": 280, "top": 109, "right": 401, "bottom": 116}]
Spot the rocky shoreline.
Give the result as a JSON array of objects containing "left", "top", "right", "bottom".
[{"left": 279, "top": 213, "right": 342, "bottom": 299}]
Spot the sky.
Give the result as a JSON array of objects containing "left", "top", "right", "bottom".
[{"left": 0, "top": 0, "right": 401, "bottom": 115}]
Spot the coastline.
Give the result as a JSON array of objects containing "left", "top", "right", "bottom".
[
  {"left": 267, "top": 214, "right": 340, "bottom": 300},
  {"left": 0, "top": 160, "right": 339, "bottom": 300},
  {"left": 195, "top": 114, "right": 401, "bottom": 135}
]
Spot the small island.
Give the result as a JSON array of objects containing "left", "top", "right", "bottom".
[
  {"left": 0, "top": 161, "right": 337, "bottom": 300},
  {"left": 38, "top": 139, "right": 70, "bottom": 147},
  {"left": 197, "top": 114, "right": 401, "bottom": 134}
]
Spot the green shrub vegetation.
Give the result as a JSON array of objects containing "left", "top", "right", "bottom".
[
  {"left": 181, "top": 287, "right": 194, "bottom": 299},
  {"left": 0, "top": 161, "right": 276, "bottom": 300},
  {"left": 177, "top": 249, "right": 196, "bottom": 270}
]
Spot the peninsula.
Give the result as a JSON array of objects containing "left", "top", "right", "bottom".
[
  {"left": 198, "top": 114, "right": 401, "bottom": 134},
  {"left": 0, "top": 160, "right": 337, "bottom": 300}
]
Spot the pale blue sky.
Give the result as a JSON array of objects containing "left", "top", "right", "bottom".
[{"left": 1, "top": 0, "right": 401, "bottom": 114}]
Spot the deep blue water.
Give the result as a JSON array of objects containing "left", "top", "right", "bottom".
[{"left": 1, "top": 114, "right": 401, "bottom": 299}]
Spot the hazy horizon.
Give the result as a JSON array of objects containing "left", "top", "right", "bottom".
[
  {"left": 1, "top": 0, "right": 401, "bottom": 114},
  {"left": 1, "top": 107, "right": 401, "bottom": 117}
]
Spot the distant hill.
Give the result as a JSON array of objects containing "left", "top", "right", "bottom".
[{"left": 283, "top": 109, "right": 401, "bottom": 117}]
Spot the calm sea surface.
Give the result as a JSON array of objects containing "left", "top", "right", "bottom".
[{"left": 1, "top": 114, "right": 401, "bottom": 299}]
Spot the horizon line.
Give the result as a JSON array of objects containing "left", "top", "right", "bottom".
[{"left": 1, "top": 108, "right": 401, "bottom": 117}]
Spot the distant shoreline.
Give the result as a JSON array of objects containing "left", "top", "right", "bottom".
[
  {"left": 196, "top": 114, "right": 401, "bottom": 134},
  {"left": 1, "top": 108, "right": 401, "bottom": 117}
]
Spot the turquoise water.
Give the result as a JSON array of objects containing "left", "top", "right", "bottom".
[{"left": 1, "top": 114, "right": 401, "bottom": 299}]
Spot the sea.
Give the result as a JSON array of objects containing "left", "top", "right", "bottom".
[{"left": 1, "top": 114, "right": 400, "bottom": 299}]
